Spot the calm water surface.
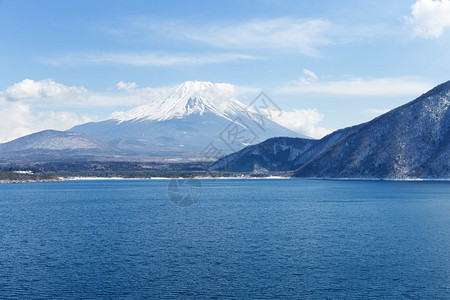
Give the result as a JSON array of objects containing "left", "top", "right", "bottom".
[{"left": 0, "top": 179, "right": 449, "bottom": 299}]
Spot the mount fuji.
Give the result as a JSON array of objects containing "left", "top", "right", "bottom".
[{"left": 69, "top": 81, "right": 306, "bottom": 160}]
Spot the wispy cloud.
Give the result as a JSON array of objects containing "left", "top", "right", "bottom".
[
  {"left": 39, "top": 17, "right": 393, "bottom": 67},
  {"left": 181, "top": 18, "right": 332, "bottom": 57},
  {"left": 406, "top": 0, "right": 450, "bottom": 38},
  {"left": 43, "top": 52, "right": 258, "bottom": 66},
  {"left": 278, "top": 73, "right": 434, "bottom": 97},
  {"left": 98, "top": 17, "right": 388, "bottom": 59}
]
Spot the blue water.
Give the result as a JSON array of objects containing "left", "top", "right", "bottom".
[{"left": 0, "top": 179, "right": 449, "bottom": 299}]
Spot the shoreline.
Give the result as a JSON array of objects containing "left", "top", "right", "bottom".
[
  {"left": 2, "top": 176, "right": 450, "bottom": 184},
  {"left": 62, "top": 175, "right": 290, "bottom": 181}
]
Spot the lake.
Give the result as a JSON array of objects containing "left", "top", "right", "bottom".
[{"left": 1, "top": 179, "right": 449, "bottom": 299}]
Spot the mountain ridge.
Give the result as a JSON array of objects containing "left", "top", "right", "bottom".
[
  {"left": 293, "top": 80, "right": 450, "bottom": 178},
  {"left": 214, "top": 80, "right": 450, "bottom": 179},
  {"left": 0, "top": 130, "right": 120, "bottom": 162}
]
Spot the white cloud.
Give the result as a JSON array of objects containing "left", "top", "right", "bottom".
[
  {"left": 264, "top": 107, "right": 335, "bottom": 139},
  {"left": 0, "top": 102, "right": 35, "bottom": 142},
  {"left": 36, "top": 111, "right": 94, "bottom": 131},
  {"left": 299, "top": 69, "right": 318, "bottom": 84},
  {"left": 44, "top": 52, "right": 258, "bottom": 66},
  {"left": 278, "top": 74, "right": 433, "bottom": 96},
  {"left": 0, "top": 78, "right": 172, "bottom": 109},
  {"left": 1, "top": 79, "right": 87, "bottom": 101},
  {"left": 0, "top": 79, "right": 99, "bottom": 142},
  {"left": 0, "top": 100, "right": 95, "bottom": 143},
  {"left": 406, "top": 0, "right": 450, "bottom": 38},
  {"left": 117, "top": 81, "right": 137, "bottom": 91}
]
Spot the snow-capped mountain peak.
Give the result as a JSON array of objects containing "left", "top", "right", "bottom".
[
  {"left": 114, "top": 81, "right": 246, "bottom": 123},
  {"left": 69, "top": 80, "right": 306, "bottom": 159}
]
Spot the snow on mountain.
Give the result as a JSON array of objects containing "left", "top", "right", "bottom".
[
  {"left": 215, "top": 80, "right": 450, "bottom": 178},
  {"left": 0, "top": 130, "right": 112, "bottom": 151},
  {"left": 212, "top": 125, "right": 361, "bottom": 173},
  {"left": 70, "top": 81, "right": 306, "bottom": 160},
  {"left": 293, "top": 80, "right": 450, "bottom": 178},
  {"left": 211, "top": 136, "right": 318, "bottom": 172},
  {"left": 114, "top": 81, "right": 244, "bottom": 123},
  {"left": 0, "top": 130, "right": 119, "bottom": 161}
]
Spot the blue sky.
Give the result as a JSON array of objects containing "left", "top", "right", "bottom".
[{"left": 0, "top": 0, "right": 450, "bottom": 141}]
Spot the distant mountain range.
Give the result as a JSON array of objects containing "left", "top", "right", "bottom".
[
  {"left": 213, "top": 80, "right": 450, "bottom": 179},
  {"left": 0, "top": 81, "right": 304, "bottom": 162},
  {"left": 1, "top": 80, "right": 449, "bottom": 179}
]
